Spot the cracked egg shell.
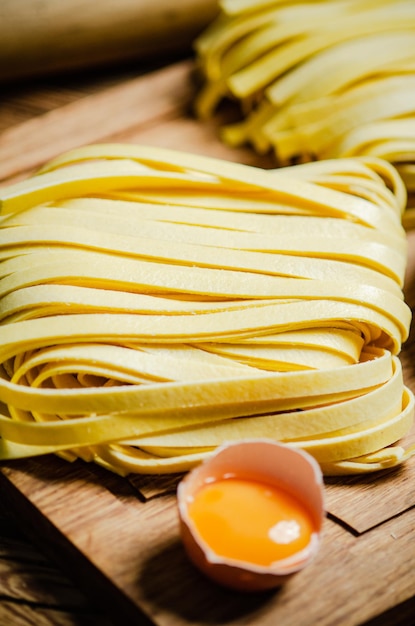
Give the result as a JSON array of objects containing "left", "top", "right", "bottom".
[{"left": 177, "top": 439, "right": 325, "bottom": 592}]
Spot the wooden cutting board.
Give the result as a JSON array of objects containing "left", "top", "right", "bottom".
[{"left": 1, "top": 59, "right": 415, "bottom": 626}]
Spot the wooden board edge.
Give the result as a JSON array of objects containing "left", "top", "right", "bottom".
[{"left": 0, "top": 467, "right": 154, "bottom": 626}]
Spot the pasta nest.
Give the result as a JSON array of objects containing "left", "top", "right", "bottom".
[
  {"left": 194, "top": 0, "right": 415, "bottom": 224},
  {"left": 0, "top": 144, "right": 414, "bottom": 475}
]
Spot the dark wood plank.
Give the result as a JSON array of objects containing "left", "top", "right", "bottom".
[
  {"left": 0, "top": 603, "right": 109, "bottom": 626},
  {"left": 0, "top": 504, "right": 113, "bottom": 625}
]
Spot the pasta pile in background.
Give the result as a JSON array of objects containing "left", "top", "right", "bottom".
[
  {"left": 0, "top": 144, "right": 414, "bottom": 475},
  {"left": 194, "top": 0, "right": 415, "bottom": 222}
]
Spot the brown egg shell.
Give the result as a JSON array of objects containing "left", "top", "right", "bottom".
[{"left": 177, "top": 439, "right": 325, "bottom": 592}]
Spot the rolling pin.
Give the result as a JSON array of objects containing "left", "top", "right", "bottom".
[{"left": 0, "top": 0, "right": 219, "bottom": 82}]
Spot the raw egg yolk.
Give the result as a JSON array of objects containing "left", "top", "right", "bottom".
[{"left": 187, "top": 477, "right": 315, "bottom": 567}]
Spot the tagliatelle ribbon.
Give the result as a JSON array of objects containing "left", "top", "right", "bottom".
[{"left": 0, "top": 143, "right": 414, "bottom": 475}]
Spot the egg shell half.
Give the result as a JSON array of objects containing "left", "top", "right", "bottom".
[{"left": 177, "top": 439, "right": 325, "bottom": 592}]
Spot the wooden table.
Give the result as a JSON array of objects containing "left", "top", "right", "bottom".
[{"left": 1, "top": 58, "right": 415, "bottom": 626}]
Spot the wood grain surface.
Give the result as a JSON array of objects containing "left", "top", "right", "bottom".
[{"left": 1, "top": 59, "right": 415, "bottom": 626}]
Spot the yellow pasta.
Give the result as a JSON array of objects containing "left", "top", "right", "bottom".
[
  {"left": 194, "top": 0, "right": 415, "bottom": 219},
  {"left": 0, "top": 143, "right": 414, "bottom": 475}
]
